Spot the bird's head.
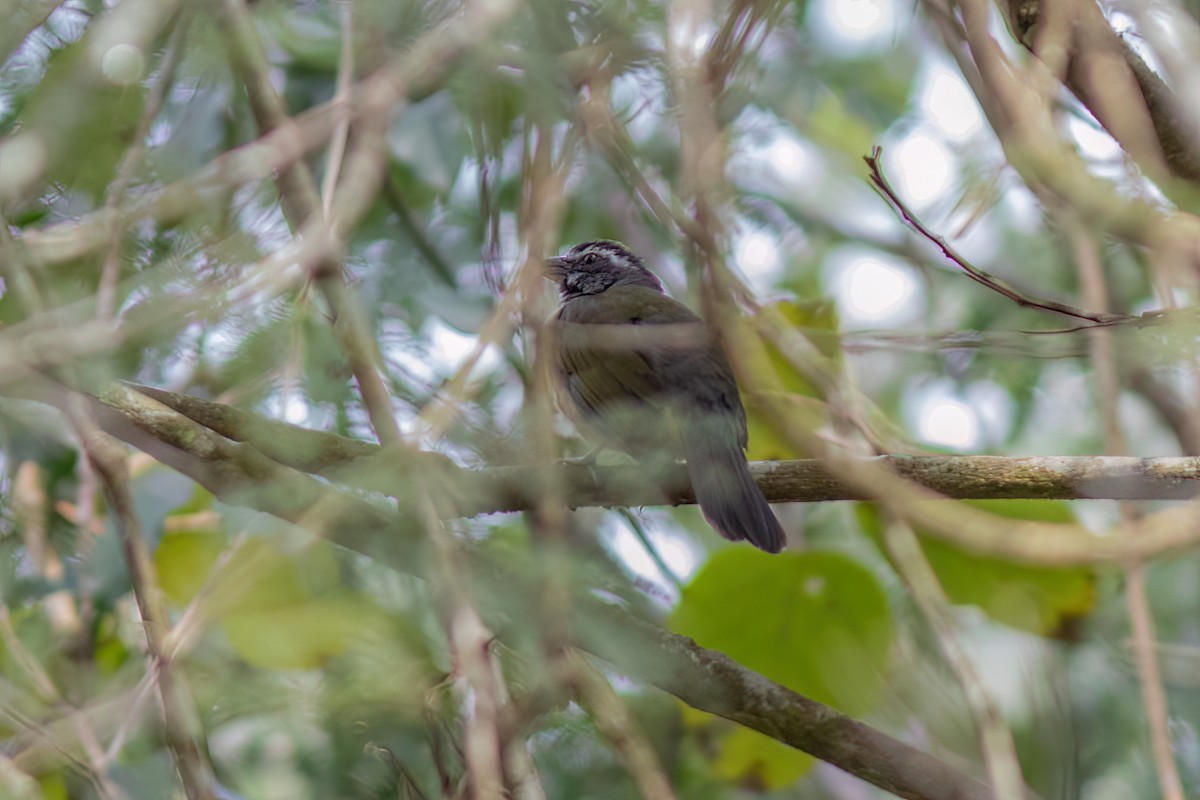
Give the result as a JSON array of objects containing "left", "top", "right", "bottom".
[{"left": 545, "top": 240, "right": 664, "bottom": 299}]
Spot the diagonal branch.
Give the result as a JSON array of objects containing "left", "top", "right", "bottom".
[
  {"left": 865, "top": 148, "right": 1136, "bottom": 326},
  {"left": 127, "top": 382, "right": 1200, "bottom": 505},
  {"left": 73, "top": 419, "right": 215, "bottom": 800},
  {"left": 1003, "top": 0, "right": 1200, "bottom": 186},
  {"left": 53, "top": 381, "right": 988, "bottom": 800}
]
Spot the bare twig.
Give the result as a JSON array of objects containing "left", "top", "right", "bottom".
[
  {"left": 864, "top": 148, "right": 1135, "bottom": 326},
  {"left": 883, "top": 518, "right": 1026, "bottom": 799},
  {"left": 97, "top": 13, "right": 191, "bottom": 320},
  {"left": 1068, "top": 220, "right": 1184, "bottom": 800},
  {"left": 321, "top": 0, "right": 355, "bottom": 218},
  {"left": 560, "top": 650, "right": 678, "bottom": 800},
  {"left": 74, "top": 424, "right": 215, "bottom": 800}
]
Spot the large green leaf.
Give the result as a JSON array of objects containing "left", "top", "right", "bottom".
[
  {"left": 670, "top": 549, "right": 892, "bottom": 787},
  {"left": 671, "top": 549, "right": 892, "bottom": 711},
  {"left": 860, "top": 501, "right": 1097, "bottom": 636}
]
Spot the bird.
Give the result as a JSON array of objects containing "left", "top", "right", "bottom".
[{"left": 544, "top": 239, "right": 786, "bottom": 554}]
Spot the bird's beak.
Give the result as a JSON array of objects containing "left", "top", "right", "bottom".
[{"left": 544, "top": 256, "right": 569, "bottom": 284}]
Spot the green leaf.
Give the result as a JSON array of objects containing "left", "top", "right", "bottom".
[
  {"left": 741, "top": 299, "right": 838, "bottom": 460},
  {"left": 388, "top": 94, "right": 468, "bottom": 199},
  {"left": 859, "top": 501, "right": 1097, "bottom": 636},
  {"left": 806, "top": 92, "right": 877, "bottom": 163},
  {"left": 671, "top": 549, "right": 892, "bottom": 713},
  {"left": 18, "top": 40, "right": 146, "bottom": 201},
  {"left": 671, "top": 550, "right": 891, "bottom": 787},
  {"left": 222, "top": 593, "right": 391, "bottom": 670},
  {"left": 130, "top": 467, "right": 196, "bottom": 550},
  {"left": 714, "top": 727, "right": 815, "bottom": 790},
  {"left": 260, "top": 9, "right": 341, "bottom": 72},
  {"left": 155, "top": 530, "right": 227, "bottom": 606}
]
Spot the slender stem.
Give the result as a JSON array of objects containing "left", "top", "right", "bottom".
[
  {"left": 77, "top": 425, "right": 215, "bottom": 800},
  {"left": 864, "top": 148, "right": 1135, "bottom": 326},
  {"left": 883, "top": 519, "right": 1025, "bottom": 799},
  {"left": 561, "top": 650, "right": 678, "bottom": 800},
  {"left": 1068, "top": 220, "right": 1184, "bottom": 800}
]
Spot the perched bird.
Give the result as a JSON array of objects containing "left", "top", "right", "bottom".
[{"left": 545, "top": 240, "right": 786, "bottom": 553}]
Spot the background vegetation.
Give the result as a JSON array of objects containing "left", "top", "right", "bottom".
[{"left": 1, "top": 0, "right": 1199, "bottom": 798}]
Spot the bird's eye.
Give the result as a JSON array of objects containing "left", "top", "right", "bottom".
[{"left": 582, "top": 253, "right": 598, "bottom": 266}]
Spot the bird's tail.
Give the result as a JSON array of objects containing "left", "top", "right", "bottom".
[{"left": 683, "top": 432, "right": 785, "bottom": 553}]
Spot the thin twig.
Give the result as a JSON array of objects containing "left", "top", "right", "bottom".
[
  {"left": 883, "top": 518, "right": 1026, "bottom": 799},
  {"left": 864, "top": 147, "right": 1136, "bottom": 326},
  {"left": 321, "top": 0, "right": 355, "bottom": 218},
  {"left": 74, "top": 423, "right": 215, "bottom": 800},
  {"left": 97, "top": 13, "right": 191, "bottom": 320},
  {"left": 617, "top": 509, "right": 683, "bottom": 590},
  {"left": 1067, "top": 219, "right": 1185, "bottom": 800},
  {"left": 560, "top": 650, "right": 678, "bottom": 800},
  {"left": 382, "top": 175, "right": 457, "bottom": 286}
]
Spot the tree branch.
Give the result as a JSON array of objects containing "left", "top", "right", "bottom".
[
  {"left": 865, "top": 148, "right": 1136, "bottom": 326},
  {"left": 1003, "top": 0, "right": 1200, "bottom": 185},
  {"left": 127, "top": 382, "right": 1200, "bottom": 507},
  {"left": 58, "top": 381, "right": 989, "bottom": 800}
]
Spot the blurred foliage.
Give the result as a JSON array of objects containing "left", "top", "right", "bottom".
[
  {"left": 672, "top": 549, "right": 891, "bottom": 787},
  {"left": 858, "top": 501, "right": 1097, "bottom": 638},
  {"left": 0, "top": 0, "right": 1197, "bottom": 799}
]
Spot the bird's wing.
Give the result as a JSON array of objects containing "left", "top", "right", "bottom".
[
  {"left": 555, "top": 286, "right": 749, "bottom": 451},
  {"left": 556, "top": 286, "right": 684, "bottom": 419}
]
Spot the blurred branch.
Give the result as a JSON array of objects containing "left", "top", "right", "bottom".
[
  {"left": 73, "top": 421, "right": 215, "bottom": 800},
  {"left": 216, "top": 0, "right": 401, "bottom": 446},
  {"left": 706, "top": 0, "right": 784, "bottom": 91},
  {"left": 883, "top": 518, "right": 1026, "bottom": 797},
  {"left": 44, "top": 385, "right": 990, "bottom": 800},
  {"left": 1130, "top": 368, "right": 1200, "bottom": 456},
  {"left": 97, "top": 12, "right": 191, "bottom": 320},
  {"left": 865, "top": 148, "right": 1136, "bottom": 326},
  {"left": 922, "top": 0, "right": 1200, "bottom": 276},
  {"left": 0, "top": 0, "right": 66, "bottom": 63},
  {"left": 560, "top": 650, "right": 678, "bottom": 800},
  {"left": 442, "top": 585, "right": 506, "bottom": 800},
  {"left": 414, "top": 127, "right": 578, "bottom": 441},
  {"left": 122, "top": 382, "right": 1200, "bottom": 506},
  {"left": 1003, "top": 0, "right": 1200, "bottom": 185},
  {"left": 12, "top": 0, "right": 514, "bottom": 263},
  {"left": 1068, "top": 218, "right": 1185, "bottom": 800},
  {"left": 320, "top": 0, "right": 355, "bottom": 218}
]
